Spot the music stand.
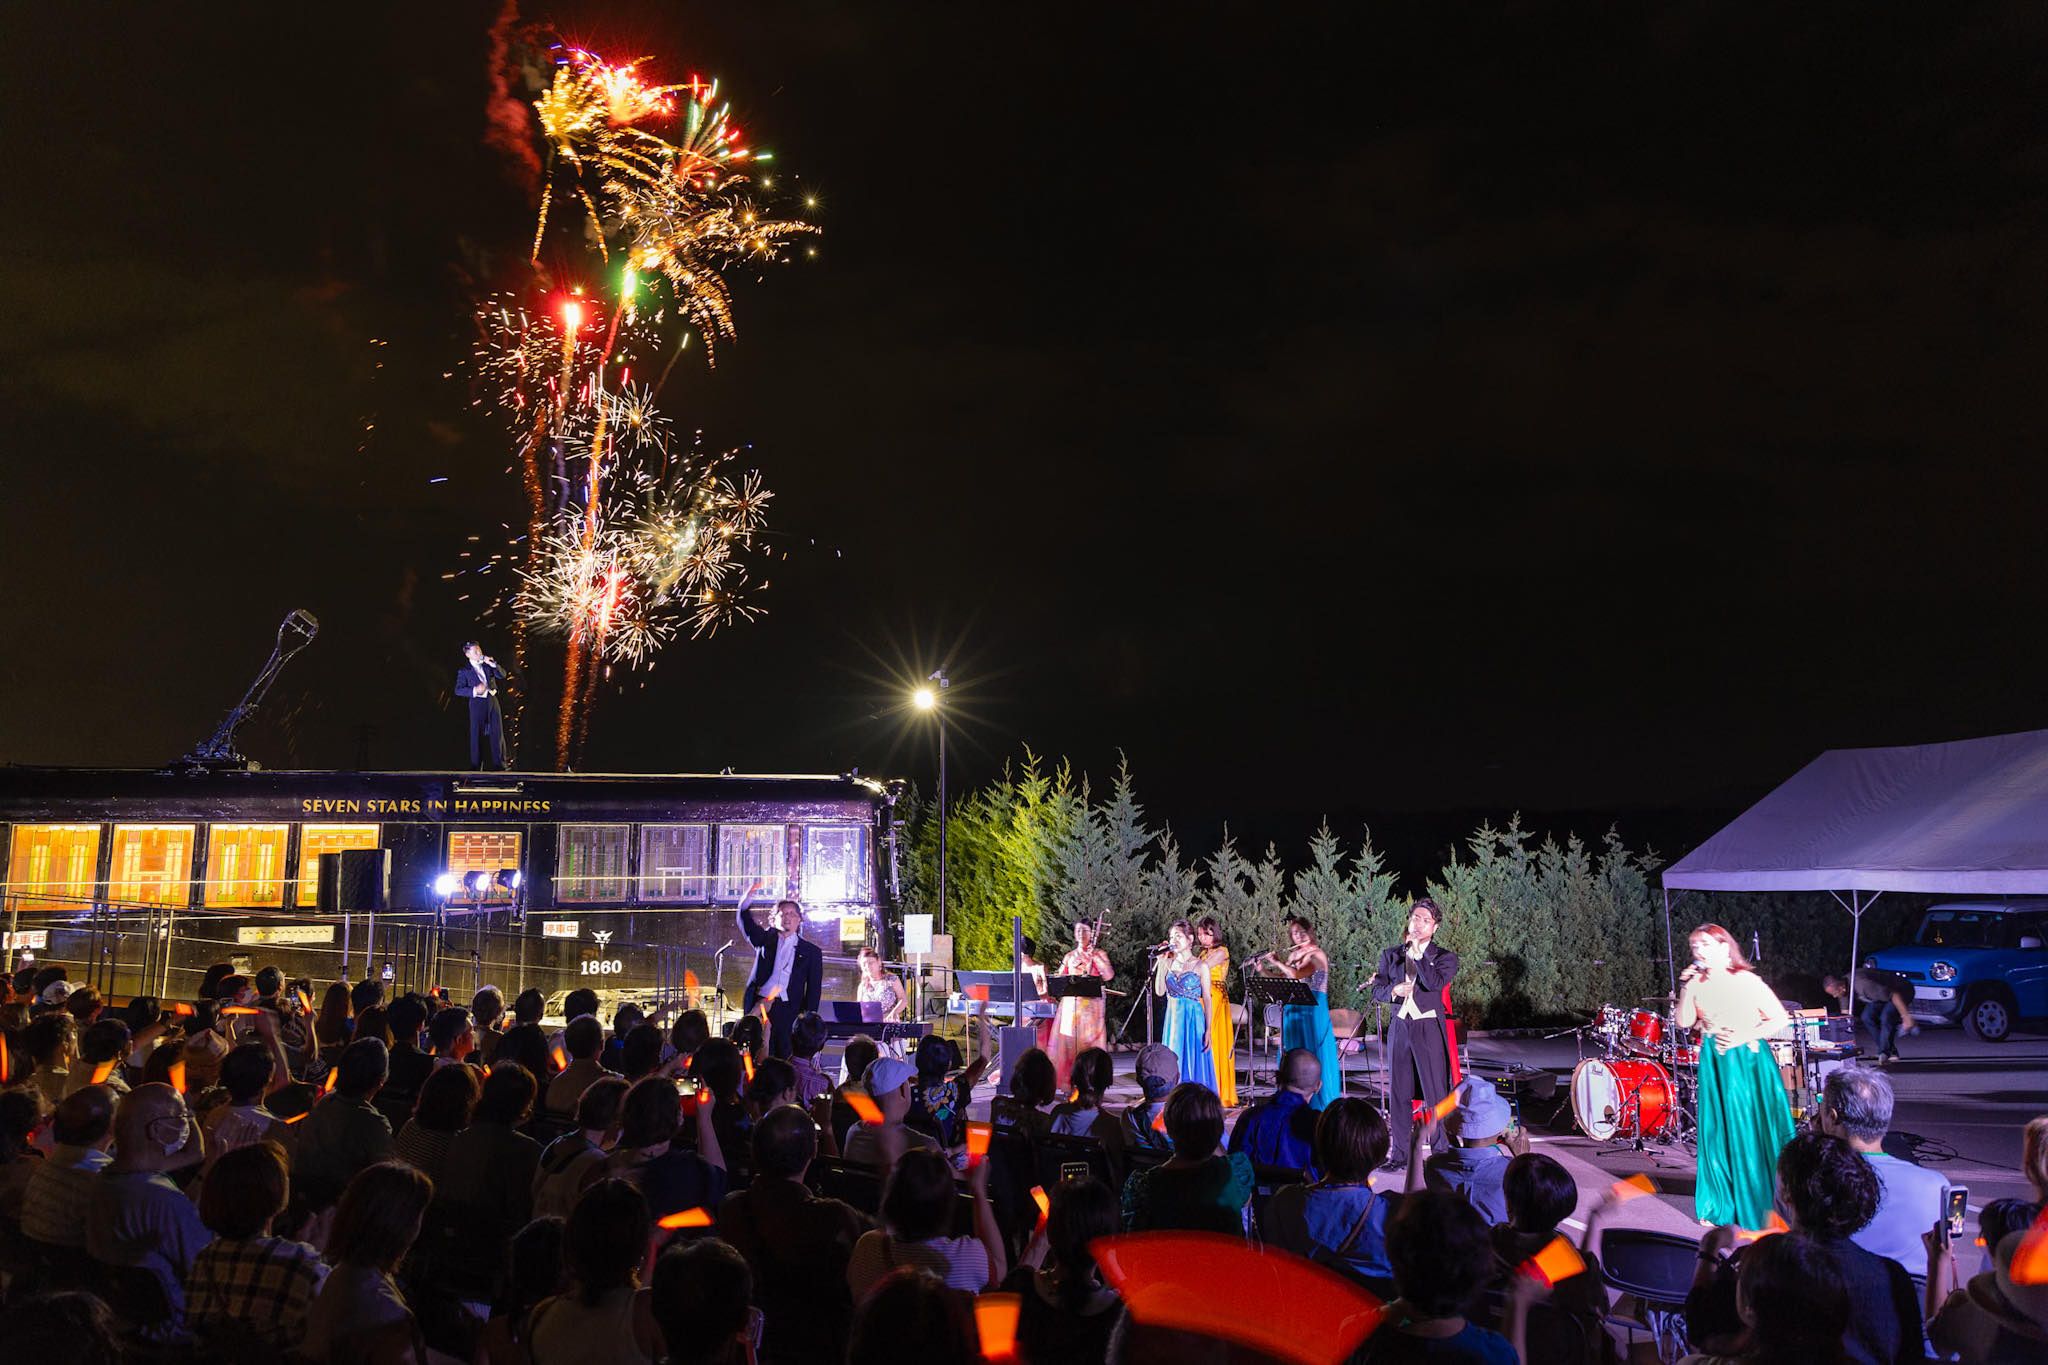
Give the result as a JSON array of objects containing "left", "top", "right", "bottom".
[
  {"left": 954, "top": 970, "right": 1044, "bottom": 1089},
  {"left": 1243, "top": 976, "right": 1318, "bottom": 1100},
  {"left": 1046, "top": 975, "right": 1103, "bottom": 1002}
]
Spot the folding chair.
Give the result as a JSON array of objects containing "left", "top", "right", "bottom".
[
  {"left": 810, "top": 1155, "right": 883, "bottom": 1215},
  {"left": 1248, "top": 1162, "right": 1308, "bottom": 1243},
  {"left": 1034, "top": 1134, "right": 1115, "bottom": 1192},
  {"left": 1598, "top": 1228, "right": 1700, "bottom": 1364}
]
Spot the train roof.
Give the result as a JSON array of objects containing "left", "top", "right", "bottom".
[{"left": 0, "top": 766, "right": 902, "bottom": 824}]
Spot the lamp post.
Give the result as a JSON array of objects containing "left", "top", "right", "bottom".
[{"left": 913, "top": 668, "right": 949, "bottom": 936}]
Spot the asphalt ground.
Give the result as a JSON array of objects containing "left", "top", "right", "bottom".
[{"left": 890, "top": 1014, "right": 2046, "bottom": 1284}]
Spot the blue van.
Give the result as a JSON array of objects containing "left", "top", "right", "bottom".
[{"left": 1864, "top": 900, "right": 2048, "bottom": 1042}]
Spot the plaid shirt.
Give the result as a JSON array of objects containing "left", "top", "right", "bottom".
[
  {"left": 187, "top": 1235, "right": 328, "bottom": 1349},
  {"left": 21, "top": 1143, "right": 111, "bottom": 1247}
]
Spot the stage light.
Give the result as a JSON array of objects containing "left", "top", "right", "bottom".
[
  {"left": 912, "top": 687, "right": 935, "bottom": 710},
  {"left": 434, "top": 873, "right": 459, "bottom": 896},
  {"left": 468, "top": 871, "right": 492, "bottom": 895},
  {"left": 496, "top": 868, "right": 523, "bottom": 892}
]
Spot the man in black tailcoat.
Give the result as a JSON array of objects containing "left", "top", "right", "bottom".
[
  {"left": 737, "top": 880, "right": 822, "bottom": 1058},
  {"left": 456, "top": 641, "right": 510, "bottom": 771},
  {"left": 1371, "top": 896, "right": 1459, "bottom": 1168}
]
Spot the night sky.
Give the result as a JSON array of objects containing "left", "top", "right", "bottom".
[{"left": 6, "top": 4, "right": 2046, "bottom": 873}]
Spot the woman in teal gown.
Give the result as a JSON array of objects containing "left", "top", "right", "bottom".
[
  {"left": 1253, "top": 915, "right": 1345, "bottom": 1109},
  {"left": 1155, "top": 920, "right": 1217, "bottom": 1091},
  {"left": 1678, "top": 923, "right": 1795, "bottom": 1228}
]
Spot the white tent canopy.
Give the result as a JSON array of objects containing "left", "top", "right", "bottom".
[
  {"left": 1662, "top": 728, "right": 2048, "bottom": 994},
  {"left": 1666, "top": 728, "right": 2048, "bottom": 894}
]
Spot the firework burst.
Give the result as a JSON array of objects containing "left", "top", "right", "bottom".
[
  {"left": 467, "top": 44, "right": 819, "bottom": 764},
  {"left": 513, "top": 450, "right": 780, "bottom": 663}
]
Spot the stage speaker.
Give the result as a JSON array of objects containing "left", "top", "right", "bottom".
[
  {"left": 994, "top": 1024, "right": 1039, "bottom": 1089},
  {"left": 316, "top": 848, "right": 391, "bottom": 913}
]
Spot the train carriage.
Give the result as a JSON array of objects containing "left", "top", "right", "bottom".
[{"left": 0, "top": 766, "right": 905, "bottom": 1021}]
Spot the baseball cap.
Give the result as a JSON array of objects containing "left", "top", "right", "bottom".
[
  {"left": 1135, "top": 1043, "right": 1178, "bottom": 1100},
  {"left": 38, "top": 981, "right": 74, "bottom": 1007},
  {"left": 864, "top": 1056, "right": 916, "bottom": 1097},
  {"left": 1445, "top": 1076, "right": 1512, "bottom": 1141}
]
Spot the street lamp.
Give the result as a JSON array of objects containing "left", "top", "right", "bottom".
[{"left": 915, "top": 668, "right": 950, "bottom": 935}]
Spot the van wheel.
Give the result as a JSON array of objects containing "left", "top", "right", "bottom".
[{"left": 1962, "top": 988, "right": 2014, "bottom": 1043}]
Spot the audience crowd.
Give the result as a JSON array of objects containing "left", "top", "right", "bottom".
[{"left": 0, "top": 959, "right": 2042, "bottom": 1365}]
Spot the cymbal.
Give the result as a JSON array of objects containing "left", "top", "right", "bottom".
[{"left": 1641, "top": 994, "right": 1676, "bottom": 1003}]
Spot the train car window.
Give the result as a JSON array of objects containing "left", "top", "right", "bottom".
[
  {"left": 639, "top": 824, "right": 710, "bottom": 903},
  {"left": 558, "top": 824, "right": 631, "bottom": 902}
]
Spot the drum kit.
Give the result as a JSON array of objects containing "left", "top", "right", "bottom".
[{"left": 1569, "top": 997, "right": 1696, "bottom": 1154}]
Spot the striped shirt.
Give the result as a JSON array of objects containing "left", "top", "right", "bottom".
[{"left": 186, "top": 1235, "right": 328, "bottom": 1349}]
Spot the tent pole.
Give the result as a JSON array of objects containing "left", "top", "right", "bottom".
[
  {"left": 1848, "top": 890, "right": 1867, "bottom": 1018},
  {"left": 1663, "top": 886, "right": 1676, "bottom": 997}
]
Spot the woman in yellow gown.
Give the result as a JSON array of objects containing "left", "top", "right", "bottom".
[{"left": 1195, "top": 915, "right": 1237, "bottom": 1107}]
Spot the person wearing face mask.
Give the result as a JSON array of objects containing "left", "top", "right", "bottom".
[
  {"left": 1677, "top": 922, "right": 1795, "bottom": 1230},
  {"left": 86, "top": 1083, "right": 214, "bottom": 1322}
]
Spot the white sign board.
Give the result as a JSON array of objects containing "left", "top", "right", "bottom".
[
  {"left": 902, "top": 913, "right": 934, "bottom": 956},
  {"left": 3, "top": 930, "right": 49, "bottom": 951},
  {"left": 541, "top": 920, "right": 581, "bottom": 939},
  {"left": 236, "top": 924, "right": 336, "bottom": 946}
]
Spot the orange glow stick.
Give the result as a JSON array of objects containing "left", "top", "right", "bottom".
[
  {"left": 171, "top": 1002, "right": 194, "bottom": 1016},
  {"left": 222, "top": 1006, "right": 260, "bottom": 1016},
  {"left": 1431, "top": 1091, "right": 1461, "bottom": 1122},
  {"left": 657, "top": 1208, "right": 715, "bottom": 1229},
  {"left": 1092, "top": 1231, "right": 1386, "bottom": 1364},
  {"left": 2010, "top": 1209, "right": 2048, "bottom": 1286},
  {"left": 742, "top": 1051, "right": 755, "bottom": 1084},
  {"left": 322, "top": 1067, "right": 338, "bottom": 1094},
  {"left": 1612, "top": 1174, "right": 1658, "bottom": 1201},
  {"left": 551, "top": 1045, "right": 568, "bottom": 1071},
  {"left": 965, "top": 1121, "right": 992, "bottom": 1166},
  {"left": 168, "top": 1060, "right": 186, "bottom": 1094},
  {"left": 974, "top": 1293, "right": 1021, "bottom": 1363},
  {"left": 298, "top": 989, "right": 313, "bottom": 1014},
  {"left": 1030, "top": 1184, "right": 1051, "bottom": 1231},
  {"left": 1526, "top": 1235, "right": 1586, "bottom": 1287},
  {"left": 1733, "top": 1211, "right": 1790, "bottom": 1244},
  {"left": 1151, "top": 1107, "right": 1167, "bottom": 1133},
  {"left": 844, "top": 1089, "right": 884, "bottom": 1125},
  {"left": 90, "top": 1060, "right": 115, "bottom": 1084},
  {"left": 0, "top": 1046, "right": 10, "bottom": 1085},
  {"left": 282, "top": 1111, "right": 307, "bottom": 1124}
]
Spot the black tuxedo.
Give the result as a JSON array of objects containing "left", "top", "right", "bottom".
[
  {"left": 1370, "top": 939, "right": 1459, "bottom": 1163},
  {"left": 737, "top": 901, "right": 823, "bottom": 1057},
  {"left": 456, "top": 659, "right": 508, "bottom": 770}
]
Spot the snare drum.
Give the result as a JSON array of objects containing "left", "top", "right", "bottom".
[
  {"left": 1669, "top": 1043, "right": 1700, "bottom": 1068},
  {"left": 1626, "top": 1008, "right": 1665, "bottom": 1055},
  {"left": 1570, "top": 1057, "right": 1675, "bottom": 1142}
]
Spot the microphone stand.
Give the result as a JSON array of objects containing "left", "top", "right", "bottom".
[
  {"left": 712, "top": 939, "right": 737, "bottom": 1036},
  {"left": 1112, "top": 948, "right": 1165, "bottom": 1048}
]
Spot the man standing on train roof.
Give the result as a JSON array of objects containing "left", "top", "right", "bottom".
[
  {"left": 737, "top": 879, "right": 822, "bottom": 1059},
  {"left": 457, "top": 640, "right": 510, "bottom": 771}
]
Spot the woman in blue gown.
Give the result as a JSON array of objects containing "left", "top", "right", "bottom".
[
  {"left": 1154, "top": 919, "right": 1217, "bottom": 1091},
  {"left": 1252, "top": 915, "right": 1345, "bottom": 1108}
]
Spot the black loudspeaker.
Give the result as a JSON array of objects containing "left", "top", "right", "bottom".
[{"left": 316, "top": 848, "right": 391, "bottom": 912}]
